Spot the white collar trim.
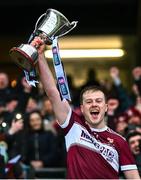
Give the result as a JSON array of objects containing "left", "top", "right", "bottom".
[{"left": 90, "top": 126, "right": 108, "bottom": 132}]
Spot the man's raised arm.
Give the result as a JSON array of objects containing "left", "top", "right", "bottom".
[{"left": 31, "top": 37, "right": 70, "bottom": 125}]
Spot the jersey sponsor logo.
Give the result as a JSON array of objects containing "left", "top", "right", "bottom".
[
  {"left": 107, "top": 137, "right": 114, "bottom": 144},
  {"left": 80, "top": 130, "right": 114, "bottom": 162}
]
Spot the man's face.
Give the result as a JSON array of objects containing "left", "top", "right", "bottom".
[
  {"left": 0, "top": 73, "right": 9, "bottom": 89},
  {"left": 29, "top": 112, "right": 42, "bottom": 130},
  {"left": 80, "top": 90, "right": 108, "bottom": 128},
  {"left": 128, "top": 116, "right": 141, "bottom": 125},
  {"left": 43, "top": 99, "right": 53, "bottom": 114},
  {"left": 107, "top": 99, "right": 119, "bottom": 111},
  {"left": 128, "top": 135, "right": 141, "bottom": 155}
]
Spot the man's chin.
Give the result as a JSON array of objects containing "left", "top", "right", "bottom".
[
  {"left": 90, "top": 120, "right": 101, "bottom": 126},
  {"left": 91, "top": 117, "right": 99, "bottom": 123}
]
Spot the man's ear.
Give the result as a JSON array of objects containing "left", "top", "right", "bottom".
[{"left": 105, "top": 104, "right": 108, "bottom": 112}]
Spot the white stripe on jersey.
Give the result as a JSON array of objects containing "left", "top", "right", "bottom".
[
  {"left": 59, "top": 107, "right": 72, "bottom": 128},
  {"left": 121, "top": 164, "right": 137, "bottom": 171},
  {"left": 65, "top": 123, "right": 119, "bottom": 172}
]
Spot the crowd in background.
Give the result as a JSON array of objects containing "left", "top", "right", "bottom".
[{"left": 0, "top": 65, "right": 141, "bottom": 178}]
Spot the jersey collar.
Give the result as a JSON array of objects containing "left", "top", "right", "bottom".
[{"left": 90, "top": 126, "right": 108, "bottom": 132}]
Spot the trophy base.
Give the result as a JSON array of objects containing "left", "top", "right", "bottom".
[{"left": 9, "top": 46, "right": 37, "bottom": 72}]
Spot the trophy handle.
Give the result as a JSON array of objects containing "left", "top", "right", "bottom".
[
  {"left": 34, "top": 13, "right": 46, "bottom": 32},
  {"left": 57, "top": 21, "right": 78, "bottom": 38},
  {"left": 27, "top": 13, "right": 46, "bottom": 44}
]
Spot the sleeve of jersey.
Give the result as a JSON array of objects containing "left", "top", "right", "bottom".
[
  {"left": 59, "top": 108, "right": 73, "bottom": 135},
  {"left": 119, "top": 138, "right": 137, "bottom": 171},
  {"left": 59, "top": 109, "right": 79, "bottom": 135}
]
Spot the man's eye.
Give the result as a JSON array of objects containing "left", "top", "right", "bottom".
[
  {"left": 86, "top": 101, "right": 91, "bottom": 104},
  {"left": 97, "top": 98, "right": 103, "bottom": 102}
]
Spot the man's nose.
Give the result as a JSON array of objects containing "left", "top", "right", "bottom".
[
  {"left": 92, "top": 101, "right": 97, "bottom": 106},
  {"left": 135, "top": 141, "right": 139, "bottom": 147}
]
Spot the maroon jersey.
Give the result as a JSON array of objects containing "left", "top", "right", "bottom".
[{"left": 60, "top": 109, "right": 137, "bottom": 179}]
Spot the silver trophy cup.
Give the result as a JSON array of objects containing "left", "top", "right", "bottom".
[{"left": 9, "top": 9, "right": 77, "bottom": 72}]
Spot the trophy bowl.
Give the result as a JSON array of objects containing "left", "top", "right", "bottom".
[{"left": 10, "top": 44, "right": 38, "bottom": 72}]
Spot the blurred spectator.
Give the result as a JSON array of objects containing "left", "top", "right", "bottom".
[
  {"left": 26, "top": 97, "right": 39, "bottom": 114},
  {"left": 135, "top": 96, "right": 141, "bottom": 114},
  {"left": 128, "top": 114, "right": 141, "bottom": 126},
  {"left": 40, "top": 97, "right": 67, "bottom": 168},
  {"left": 80, "top": 68, "right": 100, "bottom": 90},
  {"left": 23, "top": 110, "right": 60, "bottom": 171},
  {"left": 136, "top": 125, "right": 141, "bottom": 133},
  {"left": 0, "top": 154, "right": 5, "bottom": 178},
  {"left": 132, "top": 67, "right": 141, "bottom": 97},
  {"left": 109, "top": 66, "right": 133, "bottom": 112},
  {"left": 66, "top": 75, "right": 80, "bottom": 108},
  {"left": 130, "top": 67, "right": 141, "bottom": 117},
  {"left": 106, "top": 92, "right": 120, "bottom": 131},
  {"left": 126, "top": 131, "right": 141, "bottom": 176},
  {"left": 115, "top": 115, "right": 128, "bottom": 136},
  {"left": 122, "top": 101, "right": 141, "bottom": 135},
  {"left": 41, "top": 97, "right": 58, "bottom": 135},
  {"left": 6, "top": 118, "right": 24, "bottom": 178},
  {"left": 0, "top": 133, "right": 6, "bottom": 178},
  {"left": 0, "top": 76, "right": 32, "bottom": 129},
  {"left": 26, "top": 80, "right": 46, "bottom": 107},
  {"left": 0, "top": 72, "right": 14, "bottom": 127},
  {"left": 106, "top": 66, "right": 133, "bottom": 131},
  {"left": 78, "top": 68, "right": 100, "bottom": 107},
  {"left": 0, "top": 117, "right": 25, "bottom": 178},
  {"left": 131, "top": 84, "right": 140, "bottom": 104},
  {"left": 130, "top": 66, "right": 141, "bottom": 107},
  {"left": 79, "top": 68, "right": 99, "bottom": 100},
  {"left": 99, "top": 77, "right": 113, "bottom": 91},
  {"left": 0, "top": 72, "right": 13, "bottom": 105},
  {"left": 42, "top": 96, "right": 55, "bottom": 122}
]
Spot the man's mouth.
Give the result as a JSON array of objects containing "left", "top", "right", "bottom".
[
  {"left": 135, "top": 147, "right": 140, "bottom": 152},
  {"left": 90, "top": 109, "right": 100, "bottom": 119}
]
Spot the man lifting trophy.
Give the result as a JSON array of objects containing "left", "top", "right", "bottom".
[
  {"left": 9, "top": 8, "right": 77, "bottom": 72},
  {"left": 9, "top": 8, "right": 77, "bottom": 101}
]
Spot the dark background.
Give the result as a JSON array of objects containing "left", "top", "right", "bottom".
[{"left": 0, "top": 0, "right": 139, "bottom": 37}]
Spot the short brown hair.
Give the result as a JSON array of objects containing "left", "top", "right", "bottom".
[{"left": 79, "top": 85, "right": 107, "bottom": 105}]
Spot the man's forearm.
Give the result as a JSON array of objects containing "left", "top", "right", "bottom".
[
  {"left": 37, "top": 53, "right": 59, "bottom": 99},
  {"left": 124, "top": 169, "right": 140, "bottom": 179}
]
